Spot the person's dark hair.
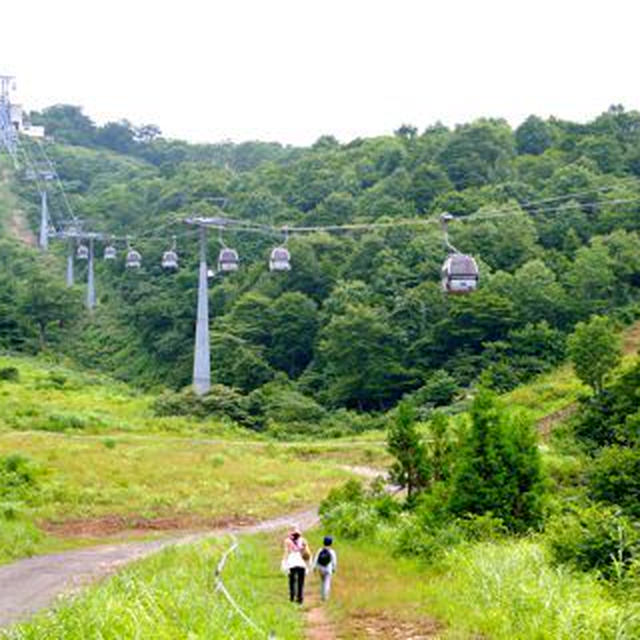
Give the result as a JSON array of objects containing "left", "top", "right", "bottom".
[{"left": 323, "top": 536, "right": 333, "bottom": 546}]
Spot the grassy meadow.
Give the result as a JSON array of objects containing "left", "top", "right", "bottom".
[{"left": 0, "top": 353, "right": 389, "bottom": 564}]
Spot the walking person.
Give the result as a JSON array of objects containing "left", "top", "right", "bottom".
[
  {"left": 313, "top": 536, "right": 337, "bottom": 601},
  {"left": 282, "top": 525, "right": 311, "bottom": 604}
]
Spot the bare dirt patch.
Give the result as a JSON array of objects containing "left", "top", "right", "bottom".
[
  {"left": 623, "top": 321, "right": 640, "bottom": 354},
  {"left": 346, "top": 611, "right": 442, "bottom": 639},
  {"left": 8, "top": 209, "right": 36, "bottom": 246},
  {"left": 537, "top": 403, "right": 577, "bottom": 440},
  {"left": 40, "top": 513, "right": 258, "bottom": 538}
]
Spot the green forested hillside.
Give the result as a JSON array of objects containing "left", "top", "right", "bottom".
[{"left": 4, "top": 105, "right": 640, "bottom": 430}]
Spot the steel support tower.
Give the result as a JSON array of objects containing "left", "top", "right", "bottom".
[
  {"left": 0, "top": 75, "right": 18, "bottom": 165},
  {"left": 50, "top": 227, "right": 105, "bottom": 310}
]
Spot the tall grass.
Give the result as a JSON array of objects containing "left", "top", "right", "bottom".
[
  {"left": 321, "top": 537, "right": 640, "bottom": 639},
  {"left": 0, "top": 517, "right": 43, "bottom": 565},
  {"left": 2, "top": 534, "right": 302, "bottom": 640},
  {"left": 425, "top": 540, "right": 640, "bottom": 639}
]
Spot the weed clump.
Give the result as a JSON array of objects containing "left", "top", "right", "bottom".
[
  {"left": 0, "top": 366, "right": 19, "bottom": 381},
  {"left": 0, "top": 453, "right": 42, "bottom": 503}
]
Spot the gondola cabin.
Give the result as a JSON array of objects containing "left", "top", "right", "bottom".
[
  {"left": 126, "top": 249, "right": 142, "bottom": 269},
  {"left": 76, "top": 244, "right": 89, "bottom": 260},
  {"left": 218, "top": 248, "right": 239, "bottom": 272},
  {"left": 161, "top": 250, "right": 178, "bottom": 269},
  {"left": 104, "top": 246, "right": 117, "bottom": 260},
  {"left": 441, "top": 253, "right": 479, "bottom": 294},
  {"left": 269, "top": 247, "right": 291, "bottom": 271}
]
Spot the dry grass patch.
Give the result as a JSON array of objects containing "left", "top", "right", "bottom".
[{"left": 0, "top": 432, "right": 352, "bottom": 527}]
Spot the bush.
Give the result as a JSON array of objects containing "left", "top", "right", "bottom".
[
  {"left": 572, "top": 360, "right": 640, "bottom": 449},
  {"left": 588, "top": 446, "right": 640, "bottom": 518},
  {"left": 410, "top": 370, "right": 459, "bottom": 409},
  {"left": 0, "top": 515, "right": 44, "bottom": 564},
  {"left": 152, "top": 385, "right": 249, "bottom": 425},
  {"left": 546, "top": 503, "right": 640, "bottom": 579},
  {"left": 43, "top": 412, "right": 88, "bottom": 431},
  {"left": 318, "top": 479, "right": 395, "bottom": 539},
  {"left": 319, "top": 500, "right": 381, "bottom": 539},
  {"left": 0, "top": 453, "right": 42, "bottom": 503},
  {"left": 257, "top": 383, "right": 327, "bottom": 435},
  {"left": 0, "top": 366, "right": 19, "bottom": 381}
]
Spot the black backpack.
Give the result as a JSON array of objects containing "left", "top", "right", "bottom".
[{"left": 317, "top": 547, "right": 332, "bottom": 567}]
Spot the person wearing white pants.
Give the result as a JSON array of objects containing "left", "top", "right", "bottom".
[{"left": 313, "top": 536, "right": 338, "bottom": 601}]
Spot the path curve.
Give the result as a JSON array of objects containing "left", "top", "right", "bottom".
[
  {"left": 0, "top": 465, "right": 386, "bottom": 630},
  {"left": 0, "top": 507, "right": 317, "bottom": 630}
]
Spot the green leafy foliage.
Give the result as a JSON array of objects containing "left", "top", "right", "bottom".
[
  {"left": 8, "top": 102, "right": 640, "bottom": 425},
  {"left": 449, "top": 391, "right": 545, "bottom": 532},
  {"left": 568, "top": 315, "right": 622, "bottom": 395},
  {"left": 546, "top": 503, "right": 640, "bottom": 579},
  {"left": 387, "top": 401, "right": 430, "bottom": 499},
  {"left": 572, "top": 358, "right": 640, "bottom": 448},
  {"left": 588, "top": 446, "right": 640, "bottom": 517},
  {"left": 0, "top": 453, "right": 42, "bottom": 503}
]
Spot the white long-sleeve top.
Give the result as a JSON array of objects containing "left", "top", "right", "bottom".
[
  {"left": 282, "top": 536, "right": 309, "bottom": 570},
  {"left": 312, "top": 548, "right": 337, "bottom": 574}
]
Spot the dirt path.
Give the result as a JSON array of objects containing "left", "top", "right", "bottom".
[
  {"left": 0, "top": 465, "right": 386, "bottom": 630},
  {"left": 537, "top": 403, "right": 577, "bottom": 440},
  {"left": 305, "top": 590, "right": 338, "bottom": 640},
  {"left": 0, "top": 507, "right": 318, "bottom": 630},
  {"left": 0, "top": 169, "right": 36, "bottom": 247}
]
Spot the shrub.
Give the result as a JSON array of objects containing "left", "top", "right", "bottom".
[
  {"left": 410, "top": 370, "right": 459, "bottom": 409},
  {"left": 43, "top": 412, "right": 88, "bottom": 431},
  {"left": 572, "top": 360, "right": 640, "bottom": 449},
  {"left": 546, "top": 503, "right": 640, "bottom": 579},
  {"left": 319, "top": 479, "right": 386, "bottom": 539},
  {"left": 0, "top": 515, "right": 43, "bottom": 564},
  {"left": 0, "top": 453, "right": 42, "bottom": 503},
  {"left": 588, "top": 446, "right": 640, "bottom": 518},
  {"left": 319, "top": 500, "right": 381, "bottom": 539},
  {"left": 567, "top": 315, "right": 621, "bottom": 396},
  {"left": 152, "top": 385, "right": 249, "bottom": 425},
  {"left": 0, "top": 366, "right": 19, "bottom": 381},
  {"left": 47, "top": 372, "right": 67, "bottom": 388}
]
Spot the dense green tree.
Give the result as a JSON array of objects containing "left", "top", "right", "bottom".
[
  {"left": 567, "top": 315, "right": 621, "bottom": 396},
  {"left": 318, "top": 304, "right": 409, "bottom": 410},
  {"left": 449, "top": 390, "right": 545, "bottom": 532},
  {"left": 19, "top": 280, "right": 78, "bottom": 349},
  {"left": 564, "top": 240, "right": 616, "bottom": 318},
  {"left": 268, "top": 292, "right": 318, "bottom": 377},
  {"left": 510, "top": 259, "right": 566, "bottom": 325},
  {"left": 589, "top": 446, "right": 640, "bottom": 517},
  {"left": 408, "top": 163, "right": 452, "bottom": 212},
  {"left": 437, "top": 119, "right": 515, "bottom": 190},
  {"left": 515, "top": 115, "right": 553, "bottom": 156},
  {"left": 209, "top": 332, "right": 274, "bottom": 392},
  {"left": 387, "top": 400, "right": 430, "bottom": 500},
  {"left": 95, "top": 120, "right": 136, "bottom": 154},
  {"left": 33, "top": 105, "right": 97, "bottom": 146}
]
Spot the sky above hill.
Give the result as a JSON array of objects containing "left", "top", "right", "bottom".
[{"left": 3, "top": 0, "right": 639, "bottom": 147}]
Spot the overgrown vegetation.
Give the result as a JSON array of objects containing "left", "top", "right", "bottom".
[
  {"left": 2, "top": 534, "right": 303, "bottom": 639},
  {"left": 318, "top": 342, "right": 640, "bottom": 635}
]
